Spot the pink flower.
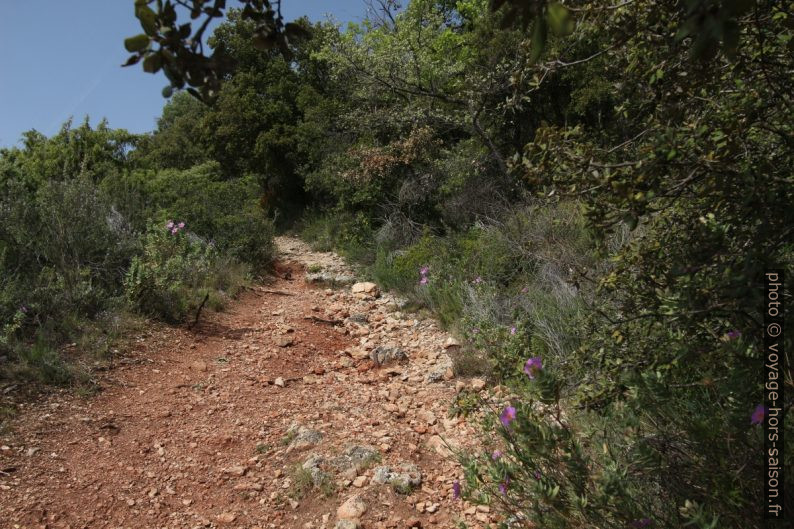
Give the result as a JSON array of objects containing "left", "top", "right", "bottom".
[
  {"left": 473, "top": 276, "right": 482, "bottom": 284},
  {"left": 500, "top": 406, "right": 516, "bottom": 428},
  {"left": 491, "top": 450, "right": 502, "bottom": 460},
  {"left": 751, "top": 404, "right": 766, "bottom": 425},
  {"left": 178, "top": 222, "right": 185, "bottom": 229},
  {"left": 420, "top": 266, "right": 429, "bottom": 276},
  {"left": 521, "top": 286, "right": 528, "bottom": 293},
  {"left": 171, "top": 227, "right": 179, "bottom": 235},
  {"left": 510, "top": 326, "right": 517, "bottom": 335},
  {"left": 524, "top": 356, "right": 543, "bottom": 379},
  {"left": 419, "top": 276, "right": 428, "bottom": 285},
  {"left": 166, "top": 220, "right": 174, "bottom": 229}
]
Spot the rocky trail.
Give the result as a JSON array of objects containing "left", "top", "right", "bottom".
[{"left": 0, "top": 238, "right": 497, "bottom": 529}]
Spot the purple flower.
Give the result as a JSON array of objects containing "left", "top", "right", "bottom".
[
  {"left": 534, "top": 470, "right": 541, "bottom": 480},
  {"left": 498, "top": 476, "right": 510, "bottom": 495},
  {"left": 631, "top": 518, "right": 651, "bottom": 528},
  {"left": 419, "top": 276, "right": 428, "bottom": 285},
  {"left": 726, "top": 330, "right": 741, "bottom": 340},
  {"left": 420, "top": 266, "right": 429, "bottom": 276},
  {"left": 19, "top": 305, "right": 28, "bottom": 314},
  {"left": 473, "top": 276, "right": 483, "bottom": 284},
  {"left": 510, "top": 326, "right": 517, "bottom": 335},
  {"left": 491, "top": 450, "right": 502, "bottom": 460},
  {"left": 178, "top": 221, "right": 185, "bottom": 229},
  {"left": 500, "top": 406, "right": 516, "bottom": 428},
  {"left": 751, "top": 404, "right": 766, "bottom": 425},
  {"left": 523, "top": 356, "right": 543, "bottom": 379},
  {"left": 452, "top": 480, "right": 461, "bottom": 500},
  {"left": 171, "top": 227, "right": 179, "bottom": 235},
  {"left": 166, "top": 220, "right": 174, "bottom": 229}
]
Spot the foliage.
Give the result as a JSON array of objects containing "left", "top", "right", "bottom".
[
  {"left": 4, "top": 1, "right": 791, "bottom": 526},
  {"left": 124, "top": 0, "right": 311, "bottom": 102},
  {"left": 0, "top": 117, "right": 273, "bottom": 385},
  {"left": 124, "top": 220, "right": 248, "bottom": 322},
  {"left": 267, "top": 1, "right": 791, "bottom": 527},
  {"left": 132, "top": 92, "right": 210, "bottom": 170},
  {"left": 145, "top": 162, "right": 276, "bottom": 269}
]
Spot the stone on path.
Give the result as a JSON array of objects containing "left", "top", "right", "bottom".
[
  {"left": 351, "top": 282, "right": 379, "bottom": 297},
  {"left": 369, "top": 345, "right": 408, "bottom": 367},
  {"left": 337, "top": 495, "right": 367, "bottom": 521}
]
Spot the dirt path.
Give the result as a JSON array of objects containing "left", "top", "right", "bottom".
[{"left": 0, "top": 238, "right": 495, "bottom": 529}]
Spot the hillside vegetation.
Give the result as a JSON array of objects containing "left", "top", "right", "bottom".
[{"left": 1, "top": 1, "right": 792, "bottom": 527}]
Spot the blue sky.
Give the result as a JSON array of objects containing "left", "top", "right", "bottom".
[{"left": 0, "top": 1, "right": 366, "bottom": 147}]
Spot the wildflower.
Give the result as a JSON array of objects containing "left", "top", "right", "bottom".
[
  {"left": 521, "top": 286, "right": 528, "bottom": 293},
  {"left": 523, "top": 356, "right": 543, "bottom": 379},
  {"left": 171, "top": 227, "right": 179, "bottom": 235},
  {"left": 631, "top": 518, "right": 651, "bottom": 528},
  {"left": 751, "top": 404, "right": 766, "bottom": 425},
  {"left": 491, "top": 450, "right": 502, "bottom": 460},
  {"left": 726, "top": 330, "right": 741, "bottom": 340},
  {"left": 419, "top": 276, "right": 428, "bottom": 286},
  {"left": 473, "top": 276, "right": 483, "bottom": 284},
  {"left": 452, "top": 480, "right": 461, "bottom": 500},
  {"left": 178, "top": 221, "right": 185, "bottom": 229},
  {"left": 19, "top": 305, "right": 28, "bottom": 314},
  {"left": 534, "top": 470, "right": 541, "bottom": 480},
  {"left": 420, "top": 266, "right": 429, "bottom": 276},
  {"left": 166, "top": 220, "right": 174, "bottom": 229},
  {"left": 498, "top": 476, "right": 510, "bottom": 495},
  {"left": 510, "top": 326, "right": 517, "bottom": 335},
  {"left": 500, "top": 406, "right": 516, "bottom": 428}
]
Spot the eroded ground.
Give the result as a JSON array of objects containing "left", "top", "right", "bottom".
[{"left": 0, "top": 238, "right": 497, "bottom": 529}]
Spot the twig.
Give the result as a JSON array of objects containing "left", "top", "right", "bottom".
[{"left": 189, "top": 292, "right": 210, "bottom": 329}]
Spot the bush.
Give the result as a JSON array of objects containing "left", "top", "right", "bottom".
[
  {"left": 124, "top": 221, "right": 248, "bottom": 323},
  {"left": 1, "top": 176, "right": 137, "bottom": 350},
  {"left": 0, "top": 122, "right": 273, "bottom": 387},
  {"left": 145, "top": 162, "right": 276, "bottom": 271},
  {"left": 299, "top": 211, "right": 375, "bottom": 262}
]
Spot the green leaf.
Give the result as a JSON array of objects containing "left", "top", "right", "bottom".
[
  {"left": 547, "top": 3, "right": 575, "bottom": 37},
  {"left": 179, "top": 23, "right": 192, "bottom": 39},
  {"left": 124, "top": 34, "right": 150, "bottom": 52},
  {"left": 136, "top": 4, "right": 158, "bottom": 36},
  {"left": 122, "top": 54, "right": 142, "bottom": 67},
  {"left": 143, "top": 53, "right": 163, "bottom": 73}
]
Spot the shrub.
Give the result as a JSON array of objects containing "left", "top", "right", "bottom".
[
  {"left": 1, "top": 176, "right": 137, "bottom": 353},
  {"left": 145, "top": 163, "right": 277, "bottom": 272},
  {"left": 124, "top": 221, "right": 248, "bottom": 323}
]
